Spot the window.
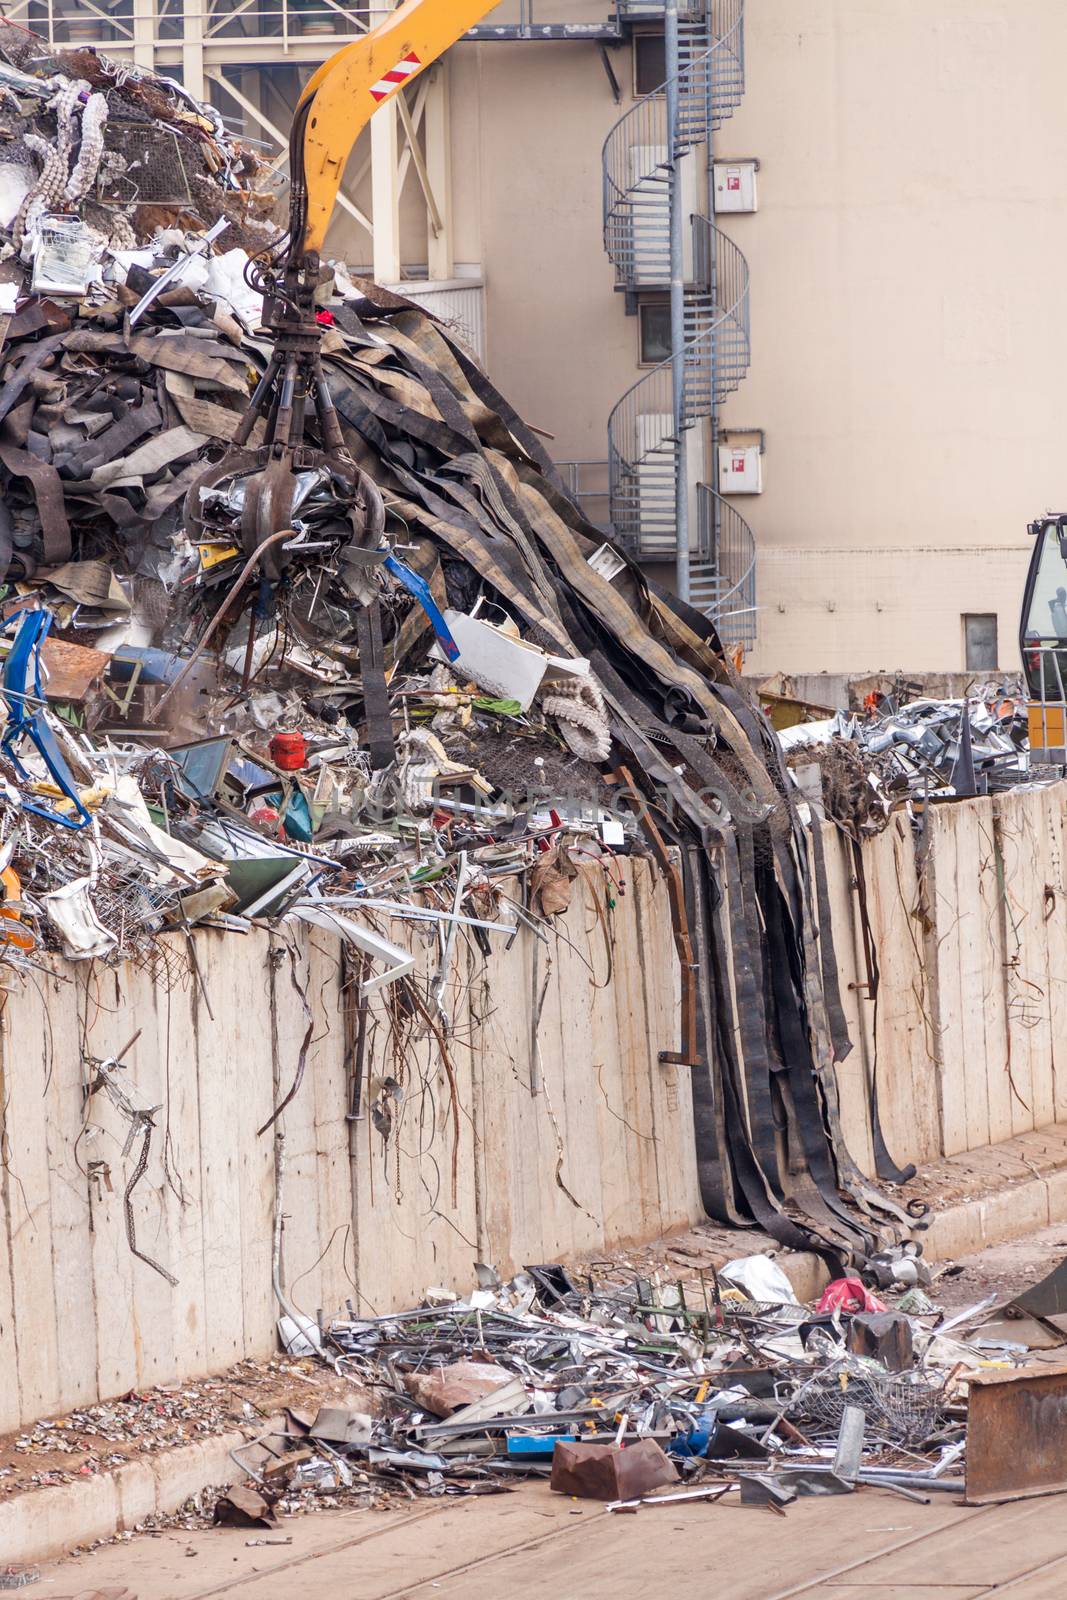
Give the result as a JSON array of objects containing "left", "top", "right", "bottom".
[
  {"left": 633, "top": 30, "right": 666, "bottom": 96},
  {"left": 963, "top": 613, "right": 998, "bottom": 671},
  {"left": 639, "top": 300, "right": 671, "bottom": 364},
  {"left": 1023, "top": 522, "right": 1067, "bottom": 643},
  {"left": 1022, "top": 519, "right": 1067, "bottom": 697}
]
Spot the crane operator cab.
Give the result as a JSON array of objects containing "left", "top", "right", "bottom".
[{"left": 1021, "top": 513, "right": 1067, "bottom": 763}]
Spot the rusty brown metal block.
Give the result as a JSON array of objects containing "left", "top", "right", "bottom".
[
  {"left": 845, "top": 1310, "right": 914, "bottom": 1372},
  {"left": 965, "top": 1360, "right": 1067, "bottom": 1504},
  {"left": 550, "top": 1438, "right": 678, "bottom": 1502}
]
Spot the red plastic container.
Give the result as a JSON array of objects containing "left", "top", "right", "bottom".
[{"left": 270, "top": 730, "right": 307, "bottom": 771}]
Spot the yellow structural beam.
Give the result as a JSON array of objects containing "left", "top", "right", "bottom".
[{"left": 296, "top": 0, "right": 498, "bottom": 254}]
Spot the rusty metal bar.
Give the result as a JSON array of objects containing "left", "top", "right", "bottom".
[{"left": 614, "top": 764, "right": 704, "bottom": 1069}]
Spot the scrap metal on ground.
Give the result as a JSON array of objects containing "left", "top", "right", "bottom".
[{"left": 220, "top": 1250, "right": 1067, "bottom": 1518}]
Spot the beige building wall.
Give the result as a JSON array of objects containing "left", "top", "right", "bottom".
[
  {"left": 302, "top": 1, "right": 1067, "bottom": 678},
  {"left": 716, "top": 0, "right": 1067, "bottom": 675},
  {"left": 452, "top": 39, "right": 636, "bottom": 465}
]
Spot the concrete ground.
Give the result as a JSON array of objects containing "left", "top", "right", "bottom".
[
  {"left": 933, "top": 1214, "right": 1067, "bottom": 1309},
  {"left": 29, "top": 1218, "right": 1067, "bottom": 1599},
  {"left": 28, "top": 1480, "right": 1067, "bottom": 1599}
]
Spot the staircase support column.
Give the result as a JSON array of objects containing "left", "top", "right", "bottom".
[{"left": 665, "top": 0, "right": 690, "bottom": 603}]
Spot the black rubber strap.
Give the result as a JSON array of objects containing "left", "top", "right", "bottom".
[{"left": 355, "top": 599, "right": 395, "bottom": 771}]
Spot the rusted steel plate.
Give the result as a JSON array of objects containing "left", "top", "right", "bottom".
[
  {"left": 40, "top": 637, "right": 109, "bottom": 702},
  {"left": 965, "top": 1360, "right": 1067, "bottom": 1504}
]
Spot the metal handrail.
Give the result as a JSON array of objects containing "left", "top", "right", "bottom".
[
  {"left": 605, "top": 218, "right": 749, "bottom": 555},
  {"left": 13, "top": 0, "right": 634, "bottom": 45},
  {"left": 602, "top": 1, "right": 744, "bottom": 291},
  {"left": 10, "top": 0, "right": 374, "bottom": 44},
  {"left": 600, "top": 0, "right": 755, "bottom": 642},
  {"left": 467, "top": 0, "right": 625, "bottom": 37},
  {"left": 696, "top": 483, "right": 755, "bottom": 645},
  {"left": 554, "top": 459, "right": 610, "bottom": 504}
]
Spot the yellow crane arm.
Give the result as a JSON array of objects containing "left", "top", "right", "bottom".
[
  {"left": 291, "top": 0, "right": 499, "bottom": 256},
  {"left": 220, "top": 1, "right": 502, "bottom": 581}
]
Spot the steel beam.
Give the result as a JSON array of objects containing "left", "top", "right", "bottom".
[
  {"left": 205, "top": 68, "right": 373, "bottom": 237},
  {"left": 424, "top": 62, "right": 453, "bottom": 279},
  {"left": 371, "top": 98, "right": 402, "bottom": 283},
  {"left": 465, "top": 23, "right": 623, "bottom": 40}
]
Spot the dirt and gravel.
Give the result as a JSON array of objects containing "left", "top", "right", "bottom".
[
  {"left": 932, "top": 1217, "right": 1067, "bottom": 1311},
  {"left": 0, "top": 1356, "right": 370, "bottom": 1542}
]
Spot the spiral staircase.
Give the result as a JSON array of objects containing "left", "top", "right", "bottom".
[{"left": 601, "top": 0, "right": 756, "bottom": 647}]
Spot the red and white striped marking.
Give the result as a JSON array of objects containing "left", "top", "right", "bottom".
[{"left": 368, "top": 50, "right": 422, "bottom": 103}]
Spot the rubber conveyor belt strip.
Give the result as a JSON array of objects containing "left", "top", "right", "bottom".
[{"left": 324, "top": 281, "right": 911, "bottom": 1266}]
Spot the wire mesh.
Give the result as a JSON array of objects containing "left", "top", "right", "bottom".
[
  {"left": 792, "top": 1363, "right": 947, "bottom": 1447},
  {"left": 97, "top": 121, "right": 191, "bottom": 207}
]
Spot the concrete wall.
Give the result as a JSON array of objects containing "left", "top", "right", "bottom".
[
  {"left": 0, "top": 858, "right": 699, "bottom": 1433},
  {"left": 5, "top": 781, "right": 1065, "bottom": 1433},
  {"left": 821, "top": 782, "right": 1067, "bottom": 1174}
]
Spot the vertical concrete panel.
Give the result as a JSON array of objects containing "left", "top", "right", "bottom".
[
  {"left": 817, "top": 825, "right": 876, "bottom": 1175},
  {"left": 631, "top": 861, "right": 674, "bottom": 1237},
  {"left": 0, "top": 971, "right": 46, "bottom": 1430},
  {"left": 585, "top": 868, "right": 632, "bottom": 1246},
  {"left": 937, "top": 797, "right": 1011, "bottom": 1148},
  {"left": 926, "top": 806, "right": 967, "bottom": 1155},
  {"left": 3, "top": 961, "right": 62, "bottom": 1421},
  {"left": 0, "top": 1040, "right": 19, "bottom": 1428},
  {"left": 347, "top": 953, "right": 418, "bottom": 1315},
  {"left": 76, "top": 965, "right": 138, "bottom": 1401},
  {"left": 636, "top": 856, "right": 694, "bottom": 1234},
  {"left": 659, "top": 861, "right": 702, "bottom": 1230},
  {"left": 1043, "top": 786, "right": 1067, "bottom": 1122},
  {"left": 353, "top": 918, "right": 479, "bottom": 1311},
  {"left": 419, "top": 919, "right": 481, "bottom": 1293},
  {"left": 506, "top": 922, "right": 549, "bottom": 1267},
  {"left": 862, "top": 819, "right": 940, "bottom": 1166},
  {"left": 544, "top": 886, "right": 603, "bottom": 1261},
  {"left": 970, "top": 797, "right": 1013, "bottom": 1146},
  {"left": 269, "top": 929, "right": 323, "bottom": 1330},
  {"left": 194, "top": 939, "right": 246, "bottom": 1372},
  {"left": 307, "top": 932, "right": 354, "bottom": 1322},
  {"left": 154, "top": 962, "right": 208, "bottom": 1382},
  {"left": 1026, "top": 790, "right": 1056, "bottom": 1133},
  {"left": 110, "top": 966, "right": 177, "bottom": 1391},
  {"left": 994, "top": 792, "right": 1042, "bottom": 1137},
  {"left": 41, "top": 962, "right": 100, "bottom": 1409},
  {"left": 611, "top": 860, "right": 661, "bottom": 1246},
  {"left": 230, "top": 929, "right": 279, "bottom": 1361},
  {"left": 532, "top": 925, "right": 573, "bottom": 1260},
  {"left": 474, "top": 900, "right": 536, "bottom": 1275}
]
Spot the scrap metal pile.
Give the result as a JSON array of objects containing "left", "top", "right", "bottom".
[
  {"left": 222, "top": 1252, "right": 1063, "bottom": 1518},
  {"left": 781, "top": 688, "right": 1031, "bottom": 834},
  {"left": 0, "top": 25, "right": 908, "bottom": 1264}
]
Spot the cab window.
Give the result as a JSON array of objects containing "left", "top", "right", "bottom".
[{"left": 1025, "top": 523, "right": 1067, "bottom": 642}]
